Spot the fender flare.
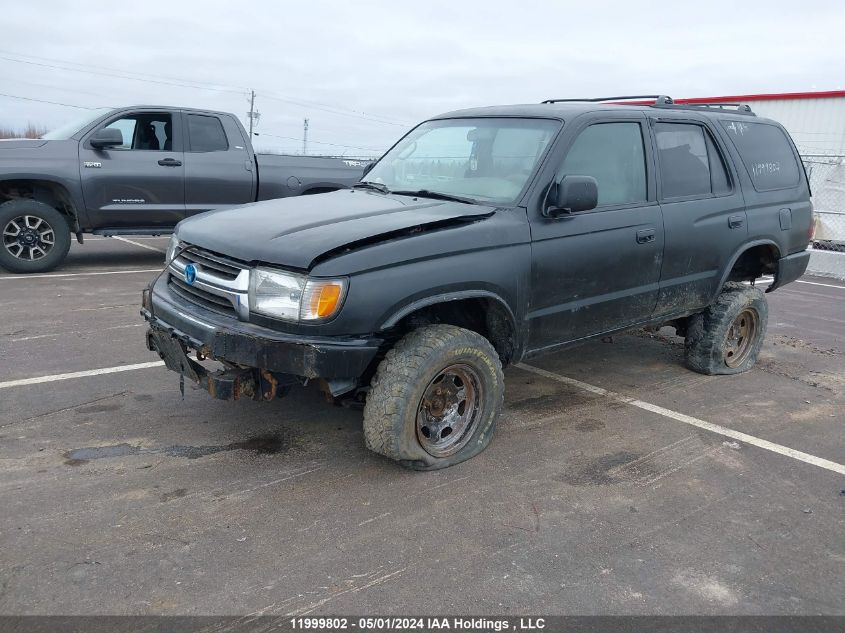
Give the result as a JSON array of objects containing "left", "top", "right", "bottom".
[
  {"left": 712, "top": 239, "right": 781, "bottom": 302},
  {"left": 0, "top": 175, "right": 85, "bottom": 230},
  {"left": 380, "top": 289, "right": 518, "bottom": 331}
]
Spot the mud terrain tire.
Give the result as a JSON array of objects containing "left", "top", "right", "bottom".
[
  {"left": 685, "top": 282, "right": 768, "bottom": 375},
  {"left": 363, "top": 324, "right": 504, "bottom": 470}
]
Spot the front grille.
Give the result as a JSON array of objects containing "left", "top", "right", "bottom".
[
  {"left": 168, "top": 275, "right": 237, "bottom": 316},
  {"left": 166, "top": 243, "right": 250, "bottom": 319},
  {"left": 178, "top": 245, "right": 247, "bottom": 280}
]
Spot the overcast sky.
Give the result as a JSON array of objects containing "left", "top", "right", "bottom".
[{"left": 2, "top": 0, "right": 844, "bottom": 156}]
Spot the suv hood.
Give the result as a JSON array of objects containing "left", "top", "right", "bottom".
[{"left": 176, "top": 189, "right": 496, "bottom": 270}]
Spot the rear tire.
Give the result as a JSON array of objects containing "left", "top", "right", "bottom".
[
  {"left": 684, "top": 283, "right": 768, "bottom": 375},
  {"left": 363, "top": 324, "right": 504, "bottom": 470},
  {"left": 0, "top": 199, "right": 71, "bottom": 273}
]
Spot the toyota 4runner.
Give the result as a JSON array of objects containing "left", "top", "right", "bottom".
[{"left": 142, "top": 95, "right": 813, "bottom": 470}]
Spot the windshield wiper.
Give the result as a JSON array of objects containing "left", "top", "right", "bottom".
[
  {"left": 353, "top": 181, "right": 390, "bottom": 194},
  {"left": 391, "top": 189, "right": 478, "bottom": 205}
]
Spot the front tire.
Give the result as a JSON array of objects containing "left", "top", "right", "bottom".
[
  {"left": 0, "top": 200, "right": 71, "bottom": 273},
  {"left": 685, "top": 283, "right": 768, "bottom": 375},
  {"left": 363, "top": 324, "right": 505, "bottom": 470}
]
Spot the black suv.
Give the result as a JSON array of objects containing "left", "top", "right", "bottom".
[{"left": 142, "top": 95, "right": 812, "bottom": 470}]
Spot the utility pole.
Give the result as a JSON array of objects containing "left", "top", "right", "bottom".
[
  {"left": 302, "top": 118, "right": 309, "bottom": 155},
  {"left": 246, "top": 90, "right": 260, "bottom": 136}
]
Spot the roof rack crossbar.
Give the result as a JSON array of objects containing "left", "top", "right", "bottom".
[{"left": 542, "top": 95, "right": 673, "bottom": 104}]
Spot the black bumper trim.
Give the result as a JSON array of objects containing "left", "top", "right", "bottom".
[
  {"left": 142, "top": 309, "right": 382, "bottom": 380},
  {"left": 767, "top": 250, "right": 811, "bottom": 293}
]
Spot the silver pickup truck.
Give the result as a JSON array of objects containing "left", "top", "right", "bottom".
[{"left": 0, "top": 105, "right": 369, "bottom": 272}]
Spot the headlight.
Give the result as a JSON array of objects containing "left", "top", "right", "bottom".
[
  {"left": 166, "top": 234, "right": 179, "bottom": 263},
  {"left": 249, "top": 267, "right": 346, "bottom": 322}
]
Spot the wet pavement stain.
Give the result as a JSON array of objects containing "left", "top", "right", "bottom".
[
  {"left": 160, "top": 488, "right": 188, "bottom": 502},
  {"left": 558, "top": 451, "right": 641, "bottom": 486},
  {"left": 63, "top": 432, "right": 291, "bottom": 466}
]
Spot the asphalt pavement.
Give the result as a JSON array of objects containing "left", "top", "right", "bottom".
[{"left": 1, "top": 237, "right": 843, "bottom": 615}]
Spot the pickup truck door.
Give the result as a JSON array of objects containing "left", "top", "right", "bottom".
[
  {"left": 648, "top": 116, "right": 748, "bottom": 314},
  {"left": 527, "top": 113, "right": 664, "bottom": 352},
  {"left": 182, "top": 112, "right": 256, "bottom": 217},
  {"left": 79, "top": 110, "right": 185, "bottom": 228}
]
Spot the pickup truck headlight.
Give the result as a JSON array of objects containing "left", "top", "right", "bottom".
[
  {"left": 249, "top": 267, "right": 347, "bottom": 322},
  {"left": 166, "top": 234, "right": 179, "bottom": 263}
]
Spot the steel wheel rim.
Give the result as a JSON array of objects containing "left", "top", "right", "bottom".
[
  {"left": 2, "top": 215, "right": 56, "bottom": 261},
  {"left": 416, "top": 363, "right": 483, "bottom": 458},
  {"left": 723, "top": 308, "right": 758, "bottom": 368}
]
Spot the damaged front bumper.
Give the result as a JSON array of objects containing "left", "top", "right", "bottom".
[{"left": 142, "top": 279, "right": 383, "bottom": 401}]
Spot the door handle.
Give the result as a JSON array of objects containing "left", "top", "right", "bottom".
[
  {"left": 728, "top": 215, "right": 744, "bottom": 229},
  {"left": 158, "top": 158, "right": 182, "bottom": 167},
  {"left": 636, "top": 228, "right": 656, "bottom": 244}
]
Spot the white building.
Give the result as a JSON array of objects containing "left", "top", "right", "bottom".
[{"left": 673, "top": 90, "right": 845, "bottom": 158}]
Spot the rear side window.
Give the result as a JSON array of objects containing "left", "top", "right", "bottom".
[
  {"left": 720, "top": 120, "right": 800, "bottom": 191},
  {"left": 561, "top": 122, "right": 646, "bottom": 206},
  {"left": 187, "top": 114, "right": 228, "bottom": 152},
  {"left": 654, "top": 122, "right": 731, "bottom": 199}
]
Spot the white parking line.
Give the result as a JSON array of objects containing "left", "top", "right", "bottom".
[
  {"left": 112, "top": 236, "right": 167, "bottom": 253},
  {"left": 516, "top": 363, "right": 845, "bottom": 476},
  {"left": 0, "top": 361, "right": 165, "bottom": 390},
  {"left": 0, "top": 269, "right": 161, "bottom": 280}
]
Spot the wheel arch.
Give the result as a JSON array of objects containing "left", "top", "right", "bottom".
[
  {"left": 380, "top": 290, "right": 520, "bottom": 365},
  {"left": 713, "top": 239, "right": 781, "bottom": 300},
  {"left": 0, "top": 178, "right": 83, "bottom": 230}
]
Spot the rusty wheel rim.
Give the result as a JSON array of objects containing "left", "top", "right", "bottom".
[
  {"left": 723, "top": 308, "right": 758, "bottom": 368},
  {"left": 416, "top": 363, "right": 482, "bottom": 458}
]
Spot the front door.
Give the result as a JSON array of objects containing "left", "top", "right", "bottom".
[
  {"left": 79, "top": 110, "right": 185, "bottom": 228},
  {"left": 527, "top": 114, "right": 664, "bottom": 352}
]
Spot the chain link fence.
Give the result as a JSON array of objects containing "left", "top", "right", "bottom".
[{"left": 803, "top": 156, "right": 845, "bottom": 279}]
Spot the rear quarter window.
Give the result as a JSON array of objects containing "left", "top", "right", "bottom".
[{"left": 720, "top": 120, "right": 800, "bottom": 191}]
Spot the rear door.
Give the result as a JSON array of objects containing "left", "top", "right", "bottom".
[
  {"left": 79, "top": 110, "right": 185, "bottom": 228},
  {"left": 527, "top": 112, "right": 664, "bottom": 351},
  {"left": 183, "top": 112, "right": 256, "bottom": 217},
  {"left": 649, "top": 116, "right": 747, "bottom": 315}
]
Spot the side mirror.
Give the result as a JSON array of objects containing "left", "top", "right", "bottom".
[
  {"left": 90, "top": 127, "right": 124, "bottom": 149},
  {"left": 545, "top": 175, "right": 598, "bottom": 217},
  {"left": 362, "top": 161, "right": 376, "bottom": 177}
]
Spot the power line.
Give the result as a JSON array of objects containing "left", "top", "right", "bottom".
[
  {"left": 0, "top": 92, "right": 101, "bottom": 109},
  {"left": 255, "top": 131, "right": 384, "bottom": 152},
  {"left": 0, "top": 49, "right": 416, "bottom": 127}
]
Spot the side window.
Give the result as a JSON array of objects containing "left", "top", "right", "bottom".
[
  {"left": 187, "top": 115, "right": 229, "bottom": 152},
  {"left": 561, "top": 122, "right": 646, "bottom": 207},
  {"left": 654, "top": 122, "right": 731, "bottom": 199},
  {"left": 720, "top": 120, "right": 800, "bottom": 190},
  {"left": 104, "top": 113, "right": 172, "bottom": 151}
]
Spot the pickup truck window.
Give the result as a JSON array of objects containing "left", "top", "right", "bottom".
[
  {"left": 364, "top": 118, "right": 559, "bottom": 204},
  {"left": 654, "top": 122, "right": 730, "bottom": 199},
  {"left": 560, "top": 122, "right": 646, "bottom": 206},
  {"left": 720, "top": 120, "right": 800, "bottom": 191},
  {"left": 187, "top": 114, "right": 229, "bottom": 152},
  {"left": 104, "top": 113, "right": 173, "bottom": 151}
]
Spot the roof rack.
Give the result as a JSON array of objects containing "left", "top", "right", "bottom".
[
  {"left": 542, "top": 95, "right": 674, "bottom": 104},
  {"left": 541, "top": 95, "right": 756, "bottom": 115},
  {"left": 658, "top": 102, "right": 755, "bottom": 115}
]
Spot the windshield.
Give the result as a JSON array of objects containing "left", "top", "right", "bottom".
[
  {"left": 364, "top": 117, "right": 560, "bottom": 204},
  {"left": 41, "top": 108, "right": 112, "bottom": 140}
]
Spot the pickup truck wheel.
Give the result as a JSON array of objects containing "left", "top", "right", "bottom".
[
  {"left": 684, "top": 283, "right": 768, "bottom": 375},
  {"left": 0, "top": 200, "right": 71, "bottom": 273},
  {"left": 363, "top": 324, "right": 504, "bottom": 470}
]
